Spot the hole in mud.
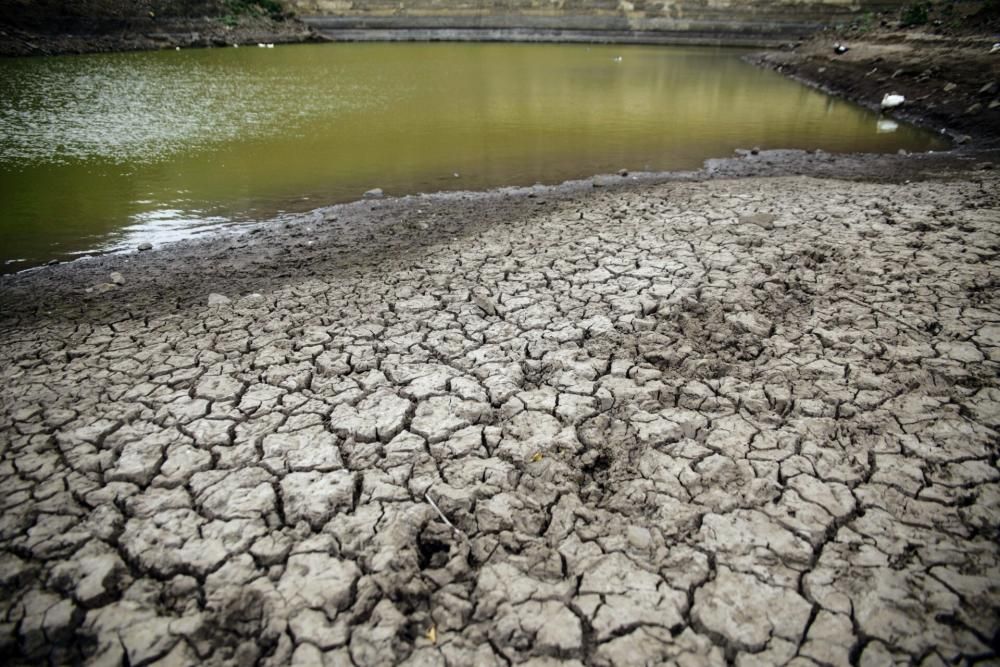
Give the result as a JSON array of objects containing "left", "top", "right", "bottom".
[
  {"left": 416, "top": 532, "right": 451, "bottom": 569},
  {"left": 582, "top": 450, "right": 612, "bottom": 474}
]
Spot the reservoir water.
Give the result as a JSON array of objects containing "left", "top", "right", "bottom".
[{"left": 0, "top": 42, "right": 947, "bottom": 270}]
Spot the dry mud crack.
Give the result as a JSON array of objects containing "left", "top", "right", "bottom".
[{"left": 1, "top": 172, "right": 998, "bottom": 665}]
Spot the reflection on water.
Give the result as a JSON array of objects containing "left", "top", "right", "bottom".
[
  {"left": 877, "top": 119, "right": 900, "bottom": 133},
  {"left": 0, "top": 42, "right": 947, "bottom": 269}
]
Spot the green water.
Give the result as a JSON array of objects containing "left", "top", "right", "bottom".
[{"left": 0, "top": 42, "right": 946, "bottom": 270}]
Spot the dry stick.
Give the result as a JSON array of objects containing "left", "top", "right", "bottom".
[
  {"left": 838, "top": 294, "right": 928, "bottom": 336},
  {"left": 425, "top": 488, "right": 468, "bottom": 542}
]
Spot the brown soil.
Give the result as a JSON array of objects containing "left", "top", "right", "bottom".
[{"left": 750, "top": 28, "right": 1000, "bottom": 147}]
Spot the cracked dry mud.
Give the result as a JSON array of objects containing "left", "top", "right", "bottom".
[{"left": 1, "top": 172, "right": 999, "bottom": 666}]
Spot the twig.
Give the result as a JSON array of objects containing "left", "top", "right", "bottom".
[
  {"left": 837, "top": 294, "right": 928, "bottom": 336},
  {"left": 425, "top": 488, "right": 467, "bottom": 542}
]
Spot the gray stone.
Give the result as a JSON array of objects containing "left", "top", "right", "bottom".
[{"left": 738, "top": 212, "right": 777, "bottom": 229}]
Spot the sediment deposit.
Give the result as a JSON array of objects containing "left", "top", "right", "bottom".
[{"left": 1, "top": 164, "right": 998, "bottom": 664}]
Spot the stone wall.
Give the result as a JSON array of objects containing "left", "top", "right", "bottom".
[
  {"left": 293, "top": 0, "right": 909, "bottom": 45},
  {"left": 293, "top": 0, "right": 906, "bottom": 21}
]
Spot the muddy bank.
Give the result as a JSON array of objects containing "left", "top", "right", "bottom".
[
  {"left": 0, "top": 15, "right": 319, "bottom": 57},
  {"left": 1, "top": 148, "right": 995, "bottom": 319},
  {"left": 1, "top": 151, "right": 998, "bottom": 664},
  {"left": 750, "top": 28, "right": 1000, "bottom": 147}
]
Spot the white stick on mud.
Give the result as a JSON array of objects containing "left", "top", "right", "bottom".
[{"left": 425, "top": 488, "right": 467, "bottom": 541}]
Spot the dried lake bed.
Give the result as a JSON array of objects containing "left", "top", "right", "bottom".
[{"left": 1, "top": 149, "right": 998, "bottom": 664}]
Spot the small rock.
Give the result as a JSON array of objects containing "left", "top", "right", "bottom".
[
  {"left": 739, "top": 213, "right": 777, "bottom": 229},
  {"left": 989, "top": 100, "right": 1000, "bottom": 110},
  {"left": 726, "top": 311, "right": 773, "bottom": 337},
  {"left": 979, "top": 82, "right": 997, "bottom": 96},
  {"left": 626, "top": 525, "right": 652, "bottom": 549},
  {"left": 472, "top": 294, "right": 498, "bottom": 316},
  {"left": 46, "top": 259, "right": 59, "bottom": 266},
  {"left": 109, "top": 272, "right": 125, "bottom": 285},
  {"left": 453, "top": 172, "right": 460, "bottom": 178},
  {"left": 363, "top": 188, "right": 384, "bottom": 199},
  {"left": 93, "top": 283, "right": 117, "bottom": 294},
  {"left": 956, "top": 134, "right": 972, "bottom": 145},
  {"left": 943, "top": 82, "right": 957, "bottom": 92},
  {"left": 618, "top": 168, "right": 629, "bottom": 177},
  {"left": 237, "top": 293, "right": 266, "bottom": 307},
  {"left": 750, "top": 147, "right": 760, "bottom": 155},
  {"left": 137, "top": 242, "right": 152, "bottom": 251},
  {"left": 207, "top": 293, "right": 232, "bottom": 306},
  {"left": 967, "top": 102, "right": 983, "bottom": 114}
]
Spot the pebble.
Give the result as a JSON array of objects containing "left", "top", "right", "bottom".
[
  {"left": 137, "top": 242, "right": 152, "bottom": 251},
  {"left": 739, "top": 212, "right": 777, "bottom": 229}
]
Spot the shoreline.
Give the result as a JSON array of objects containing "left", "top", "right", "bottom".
[
  {"left": 0, "top": 16, "right": 321, "bottom": 58},
  {"left": 1, "top": 147, "right": 996, "bottom": 321},
  {"left": 747, "top": 30, "right": 1000, "bottom": 148}
]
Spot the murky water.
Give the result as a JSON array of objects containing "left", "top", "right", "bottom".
[{"left": 0, "top": 42, "right": 946, "bottom": 270}]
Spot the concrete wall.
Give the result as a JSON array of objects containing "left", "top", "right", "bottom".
[{"left": 293, "top": 0, "right": 908, "bottom": 45}]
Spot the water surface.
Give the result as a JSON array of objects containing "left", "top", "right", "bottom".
[{"left": 0, "top": 42, "right": 946, "bottom": 270}]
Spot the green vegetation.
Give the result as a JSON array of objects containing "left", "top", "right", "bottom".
[
  {"left": 901, "top": 1, "right": 930, "bottom": 26},
  {"left": 0, "top": 0, "right": 289, "bottom": 24},
  {"left": 846, "top": 11, "right": 878, "bottom": 34},
  {"left": 224, "top": 0, "right": 285, "bottom": 19},
  {"left": 894, "top": 0, "right": 1000, "bottom": 31}
]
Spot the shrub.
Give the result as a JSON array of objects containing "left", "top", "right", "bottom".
[
  {"left": 224, "top": 0, "right": 285, "bottom": 19},
  {"left": 901, "top": 2, "right": 930, "bottom": 26}
]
